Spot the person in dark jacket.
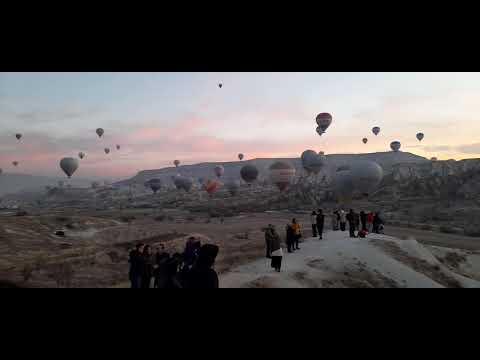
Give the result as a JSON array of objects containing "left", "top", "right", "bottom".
[
  {"left": 269, "top": 226, "right": 283, "bottom": 272},
  {"left": 373, "top": 212, "right": 384, "bottom": 234},
  {"left": 346, "top": 209, "right": 357, "bottom": 238},
  {"left": 155, "top": 244, "right": 168, "bottom": 265},
  {"left": 128, "top": 243, "right": 144, "bottom": 289},
  {"left": 310, "top": 211, "right": 318, "bottom": 238},
  {"left": 264, "top": 225, "right": 274, "bottom": 258},
  {"left": 140, "top": 245, "right": 155, "bottom": 288},
  {"left": 182, "top": 244, "right": 219, "bottom": 288},
  {"left": 316, "top": 209, "right": 325, "bottom": 239},
  {"left": 354, "top": 212, "right": 360, "bottom": 231},
  {"left": 153, "top": 252, "right": 170, "bottom": 288},
  {"left": 286, "top": 223, "right": 295, "bottom": 253},
  {"left": 360, "top": 211, "right": 367, "bottom": 232},
  {"left": 183, "top": 237, "right": 200, "bottom": 270}
]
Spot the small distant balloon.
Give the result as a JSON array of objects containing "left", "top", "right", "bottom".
[
  {"left": 174, "top": 160, "right": 180, "bottom": 168},
  {"left": 59, "top": 157, "right": 79, "bottom": 179},
  {"left": 12, "top": 161, "right": 19, "bottom": 167},
  {"left": 147, "top": 178, "right": 162, "bottom": 194},
  {"left": 15, "top": 133, "right": 22, "bottom": 141},
  {"left": 78, "top": 152, "right": 85, "bottom": 160},
  {"left": 390, "top": 141, "right": 401, "bottom": 152},
  {"left": 214, "top": 165, "right": 224, "bottom": 178},
  {"left": 104, "top": 148, "right": 110, "bottom": 154},
  {"left": 218, "top": 83, "right": 223, "bottom": 89},
  {"left": 238, "top": 153, "right": 244, "bottom": 161},
  {"left": 416, "top": 133, "right": 424, "bottom": 142},
  {"left": 362, "top": 138, "right": 368, "bottom": 144},
  {"left": 96, "top": 128, "right": 104, "bottom": 138},
  {"left": 315, "top": 113, "right": 333, "bottom": 136},
  {"left": 116, "top": 144, "right": 121, "bottom": 150},
  {"left": 318, "top": 151, "right": 325, "bottom": 156},
  {"left": 431, "top": 157, "right": 438, "bottom": 162},
  {"left": 372, "top": 127, "right": 380, "bottom": 136}
]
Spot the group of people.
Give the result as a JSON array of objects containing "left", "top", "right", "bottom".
[
  {"left": 128, "top": 237, "right": 220, "bottom": 289},
  {"left": 329, "top": 209, "right": 384, "bottom": 238}
]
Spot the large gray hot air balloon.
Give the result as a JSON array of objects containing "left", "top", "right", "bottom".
[
  {"left": 269, "top": 161, "right": 296, "bottom": 191},
  {"left": 15, "top": 133, "right": 22, "bottom": 141},
  {"left": 333, "top": 170, "right": 354, "bottom": 203},
  {"left": 350, "top": 161, "right": 384, "bottom": 195},
  {"left": 78, "top": 152, "right": 85, "bottom": 160},
  {"left": 225, "top": 178, "right": 240, "bottom": 196},
  {"left": 174, "top": 176, "right": 193, "bottom": 192},
  {"left": 147, "top": 178, "right": 162, "bottom": 194},
  {"left": 59, "top": 157, "right": 79, "bottom": 178},
  {"left": 316, "top": 113, "right": 332, "bottom": 136},
  {"left": 362, "top": 138, "right": 368, "bottom": 144},
  {"left": 372, "top": 127, "right": 380, "bottom": 136},
  {"left": 240, "top": 165, "right": 259, "bottom": 184},
  {"left": 96, "top": 128, "right": 104, "bottom": 138},
  {"left": 416, "top": 133, "right": 424, "bottom": 142},
  {"left": 238, "top": 153, "right": 244, "bottom": 161},
  {"left": 301, "top": 150, "right": 325, "bottom": 175},
  {"left": 214, "top": 165, "right": 225, "bottom": 178},
  {"left": 104, "top": 148, "right": 110, "bottom": 154},
  {"left": 390, "top": 141, "right": 401, "bottom": 152},
  {"left": 12, "top": 161, "right": 19, "bottom": 167},
  {"left": 174, "top": 160, "right": 180, "bottom": 168}
]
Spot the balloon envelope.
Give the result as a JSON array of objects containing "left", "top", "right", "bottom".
[
  {"left": 372, "top": 127, "right": 380, "bottom": 136},
  {"left": 238, "top": 153, "right": 244, "bottom": 161},
  {"left": 174, "top": 176, "right": 193, "bottom": 192},
  {"left": 96, "top": 128, "right": 104, "bottom": 138},
  {"left": 362, "top": 138, "right": 368, "bottom": 144},
  {"left": 333, "top": 170, "right": 354, "bottom": 203},
  {"left": 205, "top": 179, "right": 220, "bottom": 194},
  {"left": 240, "top": 165, "right": 259, "bottom": 184},
  {"left": 416, "top": 133, "right": 424, "bottom": 141},
  {"left": 59, "top": 157, "right": 79, "bottom": 178},
  {"left": 316, "top": 113, "right": 332, "bottom": 135},
  {"left": 431, "top": 157, "right": 438, "bottom": 162},
  {"left": 269, "top": 161, "right": 296, "bottom": 191},
  {"left": 12, "top": 161, "right": 19, "bottom": 167},
  {"left": 15, "top": 133, "right": 22, "bottom": 140},
  {"left": 214, "top": 165, "right": 225, "bottom": 178},
  {"left": 147, "top": 178, "right": 162, "bottom": 193},
  {"left": 301, "top": 150, "right": 325, "bottom": 175},
  {"left": 350, "top": 161, "right": 384, "bottom": 195},
  {"left": 104, "top": 148, "right": 110, "bottom": 154},
  {"left": 174, "top": 160, "right": 180, "bottom": 167},
  {"left": 116, "top": 144, "right": 121, "bottom": 150},
  {"left": 390, "top": 141, "right": 401, "bottom": 152},
  {"left": 78, "top": 152, "right": 85, "bottom": 159}
]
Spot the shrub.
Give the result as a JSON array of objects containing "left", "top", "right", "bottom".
[
  {"left": 439, "top": 226, "right": 457, "bottom": 234},
  {"left": 420, "top": 224, "right": 433, "bottom": 231}
]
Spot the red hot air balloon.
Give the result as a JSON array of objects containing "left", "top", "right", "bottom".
[
  {"left": 205, "top": 179, "right": 220, "bottom": 195},
  {"left": 269, "top": 161, "right": 296, "bottom": 191}
]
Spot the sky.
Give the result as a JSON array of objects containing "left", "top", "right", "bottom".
[{"left": 1, "top": 72, "right": 480, "bottom": 180}]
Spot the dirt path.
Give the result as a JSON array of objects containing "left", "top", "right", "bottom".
[{"left": 385, "top": 226, "right": 480, "bottom": 251}]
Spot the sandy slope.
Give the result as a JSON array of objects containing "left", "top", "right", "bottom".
[{"left": 220, "top": 230, "right": 480, "bottom": 288}]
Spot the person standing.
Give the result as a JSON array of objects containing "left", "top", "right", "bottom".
[
  {"left": 354, "top": 212, "right": 360, "bottom": 231},
  {"left": 264, "top": 224, "right": 274, "bottom": 259},
  {"left": 270, "top": 225, "right": 283, "bottom": 272},
  {"left": 140, "top": 245, "right": 155, "bottom": 288},
  {"left": 360, "top": 211, "right": 367, "bottom": 232},
  {"left": 339, "top": 209, "right": 347, "bottom": 232},
  {"left": 310, "top": 211, "right": 318, "bottom": 238},
  {"left": 367, "top": 212, "right": 374, "bottom": 232},
  {"left": 373, "top": 212, "right": 384, "bottom": 234},
  {"left": 182, "top": 244, "right": 219, "bottom": 288},
  {"left": 332, "top": 210, "right": 339, "bottom": 231},
  {"left": 346, "top": 209, "right": 357, "bottom": 238},
  {"left": 316, "top": 209, "right": 325, "bottom": 239},
  {"left": 291, "top": 218, "right": 301, "bottom": 250},
  {"left": 128, "top": 243, "right": 144, "bottom": 289},
  {"left": 286, "top": 223, "right": 295, "bottom": 253}
]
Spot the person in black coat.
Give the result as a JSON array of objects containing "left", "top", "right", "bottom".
[
  {"left": 316, "top": 209, "right": 325, "bottom": 239},
  {"left": 140, "top": 245, "right": 155, "bottom": 288},
  {"left": 128, "top": 243, "right": 144, "bottom": 289},
  {"left": 373, "top": 212, "right": 384, "bottom": 234},
  {"left": 360, "top": 211, "right": 367, "bottom": 232},
  {"left": 286, "top": 224, "right": 295, "bottom": 253},
  {"left": 182, "top": 244, "right": 219, "bottom": 289},
  {"left": 346, "top": 209, "right": 357, "bottom": 238}
]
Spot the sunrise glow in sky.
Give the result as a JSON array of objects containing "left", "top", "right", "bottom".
[{"left": 1, "top": 72, "right": 479, "bottom": 179}]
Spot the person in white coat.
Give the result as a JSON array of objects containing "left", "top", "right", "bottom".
[{"left": 339, "top": 209, "right": 347, "bottom": 232}]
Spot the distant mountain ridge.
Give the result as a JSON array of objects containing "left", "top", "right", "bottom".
[{"left": 0, "top": 174, "right": 96, "bottom": 196}]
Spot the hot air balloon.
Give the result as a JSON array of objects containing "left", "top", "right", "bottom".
[
  {"left": 147, "top": 178, "right": 162, "bottom": 194},
  {"left": 15, "top": 133, "right": 22, "bottom": 141},
  {"left": 59, "top": 157, "right": 79, "bottom": 178},
  {"left": 315, "top": 113, "right": 332, "bottom": 136},
  {"left": 350, "top": 161, "right": 384, "bottom": 195},
  {"left": 218, "top": 83, "right": 223, "bottom": 89},
  {"left": 240, "top": 165, "right": 259, "bottom": 184},
  {"left": 431, "top": 157, "right": 438, "bottom": 162},
  {"left": 96, "top": 128, "right": 104, "bottom": 138},
  {"left": 333, "top": 170, "right": 354, "bottom": 204},
  {"left": 416, "top": 133, "right": 424, "bottom": 142},
  {"left": 372, "top": 127, "right": 380, "bottom": 136},
  {"left": 214, "top": 165, "right": 224, "bottom": 178},
  {"left": 104, "top": 148, "right": 110, "bottom": 154},
  {"left": 225, "top": 178, "right": 240, "bottom": 196},
  {"left": 78, "top": 152, "right": 85, "bottom": 160},
  {"left": 12, "top": 161, "right": 19, "bottom": 167},
  {"left": 174, "top": 160, "right": 180, "bottom": 168},
  {"left": 318, "top": 151, "right": 325, "bottom": 156},
  {"left": 174, "top": 176, "right": 193, "bottom": 192},
  {"left": 116, "top": 144, "right": 121, "bottom": 150},
  {"left": 205, "top": 179, "right": 220, "bottom": 195},
  {"left": 362, "top": 138, "right": 368, "bottom": 144},
  {"left": 269, "top": 161, "right": 296, "bottom": 191},
  {"left": 238, "top": 153, "right": 244, "bottom": 161},
  {"left": 301, "top": 150, "right": 325, "bottom": 175},
  {"left": 390, "top": 141, "right": 401, "bottom": 152}
]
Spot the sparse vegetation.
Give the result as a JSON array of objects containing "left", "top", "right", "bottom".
[
  {"left": 439, "top": 225, "right": 457, "bottom": 234},
  {"left": 49, "top": 262, "right": 75, "bottom": 288}
]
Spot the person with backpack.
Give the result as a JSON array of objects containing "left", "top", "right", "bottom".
[{"left": 316, "top": 209, "right": 325, "bottom": 239}]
